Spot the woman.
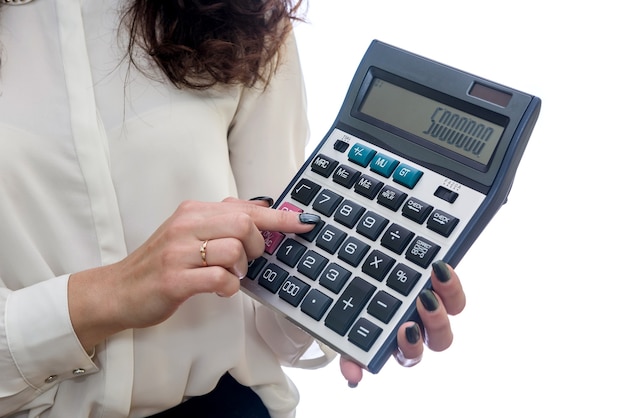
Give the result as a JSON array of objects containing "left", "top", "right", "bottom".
[{"left": 0, "top": 1, "right": 466, "bottom": 417}]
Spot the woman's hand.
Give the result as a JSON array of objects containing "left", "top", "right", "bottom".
[
  {"left": 67, "top": 197, "right": 318, "bottom": 351},
  {"left": 339, "top": 261, "right": 466, "bottom": 386}
]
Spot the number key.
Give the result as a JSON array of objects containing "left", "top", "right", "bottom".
[
  {"left": 356, "top": 211, "right": 389, "bottom": 241},
  {"left": 276, "top": 238, "right": 307, "bottom": 267},
  {"left": 296, "top": 250, "right": 329, "bottom": 280},
  {"left": 258, "top": 263, "right": 289, "bottom": 293},
  {"left": 315, "top": 224, "right": 347, "bottom": 255},
  {"left": 312, "top": 189, "right": 343, "bottom": 217},
  {"left": 334, "top": 200, "right": 365, "bottom": 228},
  {"left": 278, "top": 276, "right": 311, "bottom": 307},
  {"left": 319, "top": 262, "right": 351, "bottom": 294},
  {"left": 337, "top": 236, "right": 370, "bottom": 267}
]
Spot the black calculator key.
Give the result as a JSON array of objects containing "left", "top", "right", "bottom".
[
  {"left": 319, "top": 262, "right": 351, "bottom": 294},
  {"left": 312, "top": 189, "right": 343, "bottom": 217},
  {"left": 356, "top": 211, "right": 389, "bottom": 241},
  {"left": 310, "top": 154, "right": 339, "bottom": 178},
  {"left": 332, "top": 164, "right": 361, "bottom": 188},
  {"left": 278, "top": 276, "right": 311, "bottom": 307},
  {"left": 376, "top": 185, "right": 408, "bottom": 211},
  {"left": 354, "top": 174, "right": 384, "bottom": 200},
  {"left": 362, "top": 250, "right": 395, "bottom": 281},
  {"left": 296, "top": 250, "right": 329, "bottom": 280},
  {"left": 291, "top": 179, "right": 321, "bottom": 205},
  {"left": 402, "top": 197, "right": 434, "bottom": 224},
  {"left": 258, "top": 263, "right": 289, "bottom": 293},
  {"left": 297, "top": 219, "right": 325, "bottom": 242},
  {"left": 405, "top": 236, "right": 441, "bottom": 268},
  {"left": 337, "top": 236, "right": 371, "bottom": 267},
  {"left": 333, "top": 140, "right": 350, "bottom": 153},
  {"left": 367, "top": 291, "right": 401, "bottom": 324},
  {"left": 381, "top": 223, "right": 415, "bottom": 254},
  {"left": 427, "top": 209, "right": 459, "bottom": 238},
  {"left": 246, "top": 257, "right": 267, "bottom": 280},
  {"left": 348, "top": 318, "right": 382, "bottom": 352},
  {"left": 334, "top": 200, "right": 365, "bottom": 228},
  {"left": 434, "top": 186, "right": 459, "bottom": 203},
  {"left": 276, "top": 238, "right": 307, "bottom": 267},
  {"left": 325, "top": 277, "right": 375, "bottom": 336},
  {"left": 315, "top": 224, "right": 347, "bottom": 255},
  {"left": 387, "top": 263, "right": 421, "bottom": 296},
  {"left": 301, "top": 289, "right": 333, "bottom": 320}
]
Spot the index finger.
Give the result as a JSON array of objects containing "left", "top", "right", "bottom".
[{"left": 242, "top": 203, "right": 321, "bottom": 234}]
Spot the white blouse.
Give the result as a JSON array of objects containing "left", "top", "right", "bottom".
[{"left": 0, "top": 1, "right": 332, "bottom": 417}]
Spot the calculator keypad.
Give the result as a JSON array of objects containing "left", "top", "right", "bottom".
[{"left": 242, "top": 128, "right": 485, "bottom": 371}]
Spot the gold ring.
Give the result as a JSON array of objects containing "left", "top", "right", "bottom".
[{"left": 200, "top": 240, "right": 208, "bottom": 267}]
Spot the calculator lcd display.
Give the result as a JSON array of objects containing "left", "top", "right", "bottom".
[{"left": 359, "top": 78, "right": 505, "bottom": 168}]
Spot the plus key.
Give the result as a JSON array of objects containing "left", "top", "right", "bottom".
[{"left": 324, "top": 277, "right": 375, "bottom": 336}]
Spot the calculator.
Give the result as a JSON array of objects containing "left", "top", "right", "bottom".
[{"left": 242, "top": 40, "right": 541, "bottom": 373}]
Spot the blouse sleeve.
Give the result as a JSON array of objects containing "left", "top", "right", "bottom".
[{"left": 0, "top": 276, "right": 98, "bottom": 416}]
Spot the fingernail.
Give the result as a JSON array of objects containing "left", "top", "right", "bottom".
[
  {"left": 432, "top": 260, "right": 451, "bottom": 283},
  {"left": 405, "top": 323, "right": 421, "bottom": 345},
  {"left": 419, "top": 289, "right": 439, "bottom": 312},
  {"left": 299, "top": 213, "right": 321, "bottom": 224},
  {"left": 249, "top": 196, "right": 274, "bottom": 207},
  {"left": 348, "top": 381, "right": 358, "bottom": 389},
  {"left": 233, "top": 267, "right": 247, "bottom": 280}
]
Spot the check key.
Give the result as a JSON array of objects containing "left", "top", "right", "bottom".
[{"left": 427, "top": 209, "right": 459, "bottom": 238}]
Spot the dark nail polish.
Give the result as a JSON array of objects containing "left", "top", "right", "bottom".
[
  {"left": 299, "top": 213, "right": 321, "bottom": 224},
  {"left": 419, "top": 289, "right": 439, "bottom": 312},
  {"left": 432, "top": 260, "right": 451, "bottom": 283},
  {"left": 405, "top": 323, "right": 421, "bottom": 345},
  {"left": 348, "top": 381, "right": 358, "bottom": 389},
  {"left": 249, "top": 196, "right": 274, "bottom": 207}
]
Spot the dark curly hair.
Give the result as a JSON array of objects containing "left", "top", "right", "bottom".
[
  {"left": 0, "top": 1, "right": 304, "bottom": 89},
  {"left": 121, "top": 0, "right": 305, "bottom": 90}
]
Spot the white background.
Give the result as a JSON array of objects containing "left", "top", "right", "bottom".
[{"left": 285, "top": 1, "right": 626, "bottom": 417}]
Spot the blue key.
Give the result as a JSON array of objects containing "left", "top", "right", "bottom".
[
  {"left": 393, "top": 163, "right": 423, "bottom": 189},
  {"left": 348, "top": 143, "right": 377, "bottom": 167},
  {"left": 369, "top": 153, "right": 399, "bottom": 178}
]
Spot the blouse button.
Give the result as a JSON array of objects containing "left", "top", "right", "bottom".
[
  {"left": 73, "top": 368, "right": 86, "bottom": 376},
  {"left": 45, "top": 375, "right": 58, "bottom": 384}
]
